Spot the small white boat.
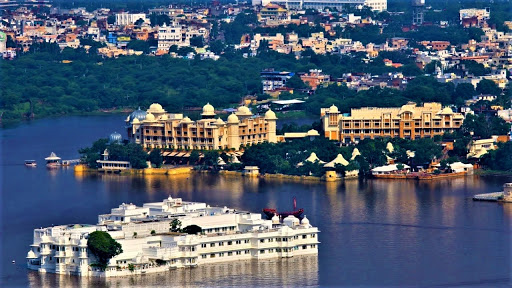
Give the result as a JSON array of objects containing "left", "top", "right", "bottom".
[{"left": 25, "top": 160, "right": 37, "bottom": 167}]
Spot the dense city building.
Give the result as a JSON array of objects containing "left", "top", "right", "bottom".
[
  {"left": 126, "top": 103, "right": 278, "bottom": 151},
  {"left": 321, "top": 102, "right": 465, "bottom": 143},
  {"left": 259, "top": 0, "right": 387, "bottom": 12}
]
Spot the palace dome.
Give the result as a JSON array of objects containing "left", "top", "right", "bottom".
[
  {"left": 148, "top": 103, "right": 165, "bottom": 114},
  {"left": 27, "top": 250, "right": 37, "bottom": 259},
  {"left": 181, "top": 116, "right": 193, "bottom": 123},
  {"left": 329, "top": 104, "right": 339, "bottom": 113},
  {"left": 264, "top": 109, "right": 277, "bottom": 120},
  {"left": 202, "top": 103, "right": 216, "bottom": 116},
  {"left": 129, "top": 107, "right": 147, "bottom": 122},
  {"left": 236, "top": 106, "right": 252, "bottom": 116},
  {"left": 227, "top": 113, "right": 239, "bottom": 124},
  {"left": 145, "top": 113, "right": 155, "bottom": 122},
  {"left": 215, "top": 118, "right": 225, "bottom": 125},
  {"left": 132, "top": 118, "right": 140, "bottom": 124},
  {"left": 109, "top": 132, "right": 122, "bottom": 143}
]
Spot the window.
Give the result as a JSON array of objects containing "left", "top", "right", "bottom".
[
  {"left": 201, "top": 244, "right": 207, "bottom": 248},
  {"left": 219, "top": 253, "right": 224, "bottom": 257},
  {"left": 260, "top": 250, "right": 265, "bottom": 254},
  {"left": 235, "top": 240, "right": 241, "bottom": 245},
  {"left": 260, "top": 239, "right": 265, "bottom": 243},
  {"left": 219, "top": 242, "right": 224, "bottom": 246},
  {"left": 276, "top": 238, "right": 281, "bottom": 242},
  {"left": 202, "top": 255, "right": 207, "bottom": 259},
  {"left": 302, "top": 235, "right": 307, "bottom": 239},
  {"left": 228, "top": 252, "right": 233, "bottom": 256},
  {"left": 244, "top": 240, "right": 250, "bottom": 244},
  {"left": 236, "top": 251, "right": 241, "bottom": 255},
  {"left": 210, "top": 243, "right": 215, "bottom": 247},
  {"left": 245, "top": 250, "right": 250, "bottom": 254},
  {"left": 210, "top": 254, "right": 215, "bottom": 258},
  {"left": 302, "top": 245, "right": 307, "bottom": 250},
  {"left": 228, "top": 241, "right": 232, "bottom": 245},
  {"left": 311, "top": 234, "right": 316, "bottom": 238}
]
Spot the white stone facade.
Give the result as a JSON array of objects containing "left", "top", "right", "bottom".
[{"left": 27, "top": 196, "right": 319, "bottom": 277}]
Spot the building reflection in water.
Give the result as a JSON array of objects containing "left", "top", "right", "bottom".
[{"left": 28, "top": 255, "right": 318, "bottom": 288}]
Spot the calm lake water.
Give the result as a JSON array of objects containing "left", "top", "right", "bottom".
[{"left": 1, "top": 115, "right": 511, "bottom": 287}]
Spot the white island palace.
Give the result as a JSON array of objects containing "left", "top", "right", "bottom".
[{"left": 27, "top": 196, "right": 319, "bottom": 277}]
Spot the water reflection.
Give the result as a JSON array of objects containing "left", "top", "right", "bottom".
[{"left": 28, "top": 255, "right": 318, "bottom": 288}]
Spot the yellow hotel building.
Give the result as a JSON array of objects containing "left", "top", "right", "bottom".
[
  {"left": 126, "top": 103, "right": 278, "bottom": 150},
  {"left": 321, "top": 102, "right": 465, "bottom": 143}
]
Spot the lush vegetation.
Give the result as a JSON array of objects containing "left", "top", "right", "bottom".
[
  {"left": 79, "top": 138, "right": 149, "bottom": 169},
  {"left": 87, "top": 231, "right": 123, "bottom": 270}
]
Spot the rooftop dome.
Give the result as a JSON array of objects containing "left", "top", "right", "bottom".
[
  {"left": 148, "top": 103, "right": 165, "bottom": 114},
  {"left": 132, "top": 118, "right": 140, "bottom": 124},
  {"left": 227, "top": 113, "right": 239, "bottom": 124},
  {"left": 271, "top": 214, "right": 280, "bottom": 224},
  {"left": 215, "top": 118, "right": 225, "bottom": 125},
  {"left": 301, "top": 215, "right": 310, "bottom": 226},
  {"left": 27, "top": 250, "right": 37, "bottom": 259},
  {"left": 201, "top": 103, "right": 216, "bottom": 116},
  {"left": 438, "top": 107, "right": 454, "bottom": 114},
  {"left": 236, "top": 106, "right": 252, "bottom": 116},
  {"left": 329, "top": 104, "right": 339, "bottom": 113},
  {"left": 264, "top": 109, "right": 277, "bottom": 120},
  {"left": 283, "top": 215, "right": 300, "bottom": 227},
  {"left": 159, "top": 114, "right": 168, "bottom": 120},
  {"left": 145, "top": 113, "right": 155, "bottom": 122},
  {"left": 129, "top": 107, "right": 147, "bottom": 122},
  {"left": 307, "top": 129, "right": 320, "bottom": 136},
  {"left": 181, "top": 116, "right": 193, "bottom": 123},
  {"left": 109, "top": 132, "right": 122, "bottom": 143}
]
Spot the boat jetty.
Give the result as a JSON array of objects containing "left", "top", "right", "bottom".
[
  {"left": 27, "top": 196, "right": 319, "bottom": 277},
  {"left": 44, "top": 152, "right": 80, "bottom": 168},
  {"left": 473, "top": 183, "right": 512, "bottom": 202}
]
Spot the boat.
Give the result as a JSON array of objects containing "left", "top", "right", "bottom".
[
  {"left": 263, "top": 197, "right": 304, "bottom": 220},
  {"left": 44, "top": 152, "right": 61, "bottom": 168},
  {"left": 24, "top": 160, "right": 37, "bottom": 167}
]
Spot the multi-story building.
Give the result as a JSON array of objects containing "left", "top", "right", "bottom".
[
  {"left": 115, "top": 12, "right": 148, "bottom": 26},
  {"left": 126, "top": 103, "right": 278, "bottom": 151},
  {"left": 321, "top": 102, "right": 464, "bottom": 143},
  {"left": 300, "top": 69, "right": 330, "bottom": 90},
  {"left": 258, "top": 3, "right": 290, "bottom": 25},
  {"left": 157, "top": 22, "right": 209, "bottom": 51},
  {"left": 260, "top": 69, "right": 294, "bottom": 92},
  {"left": 259, "top": 0, "right": 387, "bottom": 12},
  {"left": 27, "top": 196, "right": 319, "bottom": 277}
]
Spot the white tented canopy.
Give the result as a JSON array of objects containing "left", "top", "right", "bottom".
[
  {"left": 298, "top": 152, "right": 326, "bottom": 166},
  {"left": 351, "top": 148, "right": 361, "bottom": 160},
  {"left": 231, "top": 155, "right": 241, "bottom": 164},
  {"left": 45, "top": 152, "right": 61, "bottom": 161},
  {"left": 324, "top": 154, "right": 349, "bottom": 168},
  {"left": 217, "top": 157, "right": 226, "bottom": 166},
  {"left": 371, "top": 163, "right": 410, "bottom": 173}
]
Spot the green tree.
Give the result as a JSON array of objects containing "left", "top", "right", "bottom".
[
  {"left": 87, "top": 231, "right": 123, "bottom": 269},
  {"left": 170, "top": 218, "right": 182, "bottom": 232},
  {"left": 189, "top": 150, "right": 200, "bottom": 165},
  {"left": 149, "top": 148, "right": 163, "bottom": 167},
  {"left": 476, "top": 79, "right": 501, "bottom": 95},
  {"left": 182, "top": 225, "right": 202, "bottom": 234},
  {"left": 286, "top": 74, "right": 307, "bottom": 90},
  {"left": 190, "top": 36, "right": 204, "bottom": 48}
]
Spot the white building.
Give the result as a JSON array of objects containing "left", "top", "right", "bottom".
[
  {"left": 27, "top": 196, "right": 319, "bottom": 277},
  {"left": 158, "top": 22, "right": 209, "bottom": 51},
  {"left": 259, "top": 0, "right": 387, "bottom": 12},
  {"left": 115, "top": 13, "right": 148, "bottom": 26}
]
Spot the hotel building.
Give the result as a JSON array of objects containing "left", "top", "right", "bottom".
[
  {"left": 321, "top": 102, "right": 465, "bottom": 143},
  {"left": 126, "top": 103, "right": 278, "bottom": 151},
  {"left": 259, "top": 0, "right": 387, "bottom": 12},
  {"left": 27, "top": 196, "right": 319, "bottom": 277}
]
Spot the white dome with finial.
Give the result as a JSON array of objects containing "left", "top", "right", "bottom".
[
  {"left": 329, "top": 104, "right": 339, "bottom": 113},
  {"left": 283, "top": 215, "right": 299, "bottom": 227},
  {"left": 265, "top": 109, "right": 277, "bottom": 120},
  {"left": 132, "top": 118, "right": 140, "bottom": 124},
  {"left": 271, "top": 214, "right": 280, "bottom": 224},
  {"left": 27, "top": 250, "right": 37, "bottom": 259},
  {"left": 144, "top": 113, "right": 155, "bottom": 122},
  {"left": 236, "top": 106, "right": 252, "bottom": 116},
  {"left": 227, "top": 113, "right": 239, "bottom": 124},
  {"left": 301, "top": 215, "right": 311, "bottom": 227},
  {"left": 148, "top": 103, "right": 165, "bottom": 114},
  {"left": 215, "top": 118, "right": 225, "bottom": 125},
  {"left": 202, "top": 103, "right": 215, "bottom": 116}
]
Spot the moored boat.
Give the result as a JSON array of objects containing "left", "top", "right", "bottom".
[
  {"left": 24, "top": 160, "right": 37, "bottom": 167},
  {"left": 263, "top": 197, "right": 304, "bottom": 220},
  {"left": 45, "top": 152, "right": 61, "bottom": 168}
]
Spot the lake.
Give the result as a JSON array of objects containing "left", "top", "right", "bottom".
[{"left": 1, "top": 115, "right": 511, "bottom": 287}]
